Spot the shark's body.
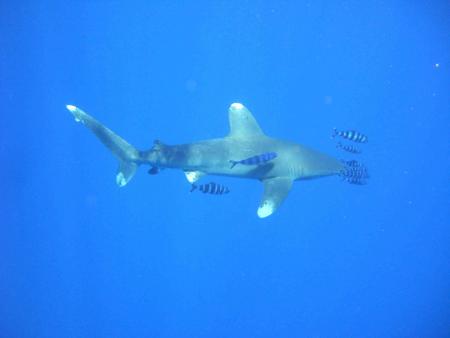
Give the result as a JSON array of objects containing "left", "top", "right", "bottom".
[{"left": 67, "top": 103, "right": 345, "bottom": 218}]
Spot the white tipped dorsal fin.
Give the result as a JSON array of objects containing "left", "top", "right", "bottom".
[
  {"left": 184, "top": 170, "right": 205, "bottom": 183},
  {"left": 228, "top": 103, "right": 264, "bottom": 138},
  {"left": 257, "top": 177, "right": 293, "bottom": 218}
]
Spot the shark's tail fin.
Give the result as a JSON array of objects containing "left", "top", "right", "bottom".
[{"left": 66, "top": 105, "right": 141, "bottom": 187}]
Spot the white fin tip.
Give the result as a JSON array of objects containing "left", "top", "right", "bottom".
[
  {"left": 230, "top": 102, "right": 244, "bottom": 110},
  {"left": 184, "top": 171, "right": 203, "bottom": 183},
  {"left": 116, "top": 172, "right": 127, "bottom": 187},
  {"left": 257, "top": 201, "right": 275, "bottom": 218},
  {"left": 66, "top": 104, "right": 77, "bottom": 112}
]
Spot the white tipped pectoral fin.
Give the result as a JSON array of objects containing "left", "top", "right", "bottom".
[
  {"left": 257, "top": 177, "right": 293, "bottom": 218},
  {"left": 257, "top": 200, "right": 276, "bottom": 218}
]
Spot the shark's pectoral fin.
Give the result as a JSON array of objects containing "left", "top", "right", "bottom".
[
  {"left": 257, "top": 177, "right": 293, "bottom": 218},
  {"left": 228, "top": 103, "right": 265, "bottom": 138},
  {"left": 184, "top": 170, "right": 205, "bottom": 183}
]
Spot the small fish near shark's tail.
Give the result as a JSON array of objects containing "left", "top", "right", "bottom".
[
  {"left": 66, "top": 105, "right": 141, "bottom": 187},
  {"left": 339, "top": 160, "right": 370, "bottom": 185}
]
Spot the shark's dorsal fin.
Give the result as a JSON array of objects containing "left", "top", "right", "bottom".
[
  {"left": 257, "top": 177, "right": 293, "bottom": 218},
  {"left": 228, "top": 103, "right": 264, "bottom": 138}
]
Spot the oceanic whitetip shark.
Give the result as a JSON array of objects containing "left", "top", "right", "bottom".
[{"left": 66, "top": 103, "right": 347, "bottom": 218}]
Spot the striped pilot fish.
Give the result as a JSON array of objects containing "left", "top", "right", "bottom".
[
  {"left": 190, "top": 182, "right": 230, "bottom": 195},
  {"left": 339, "top": 163, "right": 369, "bottom": 185},
  {"left": 336, "top": 142, "right": 362, "bottom": 154},
  {"left": 341, "top": 159, "right": 363, "bottom": 167},
  {"left": 332, "top": 128, "right": 368, "bottom": 143},
  {"left": 343, "top": 177, "right": 367, "bottom": 185},
  {"left": 340, "top": 167, "right": 369, "bottom": 180},
  {"left": 230, "top": 152, "right": 277, "bottom": 169}
]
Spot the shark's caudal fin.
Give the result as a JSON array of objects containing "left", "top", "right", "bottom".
[{"left": 66, "top": 105, "right": 140, "bottom": 187}]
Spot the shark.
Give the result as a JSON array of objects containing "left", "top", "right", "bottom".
[{"left": 66, "top": 102, "right": 346, "bottom": 218}]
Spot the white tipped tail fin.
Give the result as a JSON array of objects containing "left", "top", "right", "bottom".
[
  {"left": 66, "top": 104, "right": 140, "bottom": 187},
  {"left": 117, "top": 161, "right": 138, "bottom": 187}
]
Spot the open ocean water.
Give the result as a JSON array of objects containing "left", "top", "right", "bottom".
[{"left": 1, "top": 1, "right": 449, "bottom": 337}]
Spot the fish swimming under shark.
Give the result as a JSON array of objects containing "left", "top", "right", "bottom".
[
  {"left": 190, "top": 182, "right": 230, "bottom": 194},
  {"left": 66, "top": 102, "right": 357, "bottom": 218}
]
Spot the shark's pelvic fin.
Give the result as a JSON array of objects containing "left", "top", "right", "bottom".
[
  {"left": 184, "top": 170, "right": 205, "bottom": 183},
  {"left": 257, "top": 177, "right": 293, "bottom": 218},
  {"left": 66, "top": 105, "right": 140, "bottom": 187},
  {"left": 228, "top": 103, "right": 265, "bottom": 138}
]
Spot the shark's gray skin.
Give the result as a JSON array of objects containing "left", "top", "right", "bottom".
[{"left": 66, "top": 103, "right": 345, "bottom": 218}]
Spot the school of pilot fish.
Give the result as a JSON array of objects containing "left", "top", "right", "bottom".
[{"left": 332, "top": 128, "right": 369, "bottom": 185}]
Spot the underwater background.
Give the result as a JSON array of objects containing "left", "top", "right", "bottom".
[{"left": 2, "top": 1, "right": 449, "bottom": 337}]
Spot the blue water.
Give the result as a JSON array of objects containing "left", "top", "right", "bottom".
[{"left": 2, "top": 1, "right": 449, "bottom": 337}]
